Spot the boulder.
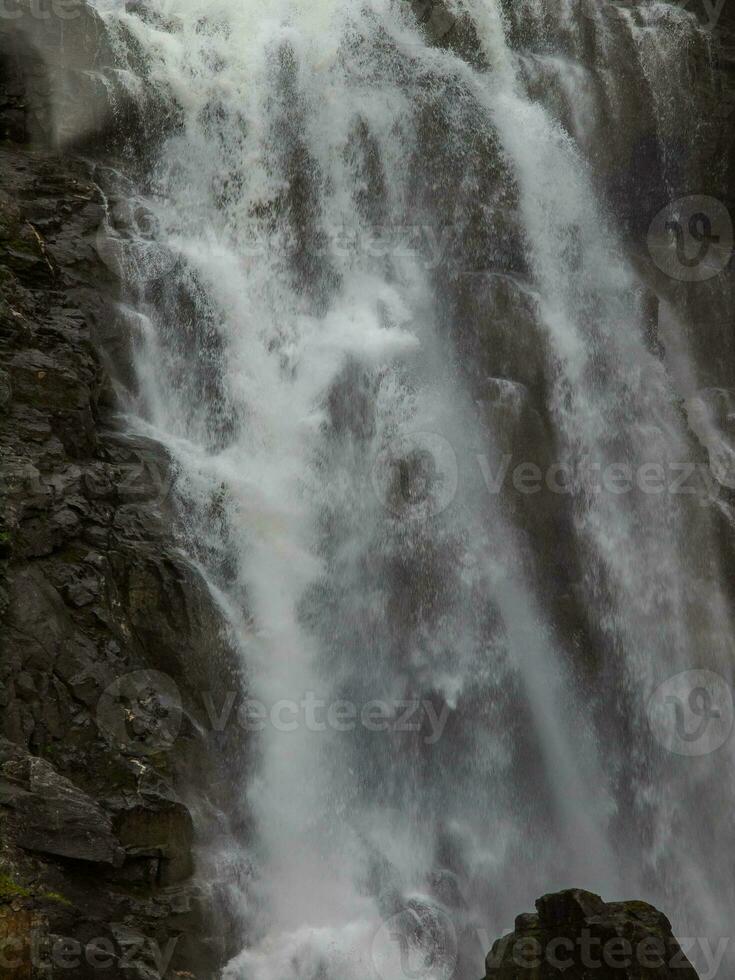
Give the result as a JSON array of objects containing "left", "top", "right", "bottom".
[
  {"left": 686, "top": 388, "right": 735, "bottom": 491},
  {"left": 484, "top": 889, "right": 699, "bottom": 979},
  {"left": 406, "top": 0, "right": 485, "bottom": 66},
  {"left": 0, "top": 739, "right": 123, "bottom": 865}
]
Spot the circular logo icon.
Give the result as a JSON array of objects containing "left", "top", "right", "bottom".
[
  {"left": 96, "top": 204, "right": 177, "bottom": 284},
  {"left": 647, "top": 195, "right": 733, "bottom": 282},
  {"left": 372, "top": 902, "right": 458, "bottom": 980},
  {"left": 97, "top": 670, "right": 183, "bottom": 755},
  {"left": 647, "top": 669, "right": 734, "bottom": 757},
  {"left": 707, "top": 440, "right": 735, "bottom": 491},
  {"left": 371, "top": 432, "right": 458, "bottom": 518},
  {"left": 682, "top": 393, "right": 735, "bottom": 491}
]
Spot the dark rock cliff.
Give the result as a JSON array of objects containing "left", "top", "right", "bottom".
[{"left": 0, "top": 8, "right": 245, "bottom": 979}]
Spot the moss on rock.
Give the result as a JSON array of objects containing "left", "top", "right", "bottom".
[{"left": 0, "top": 873, "right": 31, "bottom": 902}]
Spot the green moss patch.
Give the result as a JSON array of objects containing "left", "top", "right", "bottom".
[
  {"left": 0, "top": 874, "right": 72, "bottom": 907},
  {"left": 41, "top": 891, "right": 72, "bottom": 907},
  {"left": 0, "top": 873, "right": 32, "bottom": 902}
]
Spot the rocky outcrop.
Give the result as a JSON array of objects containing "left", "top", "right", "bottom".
[
  {"left": 0, "top": 0, "right": 178, "bottom": 162},
  {"left": 0, "top": 0, "right": 118, "bottom": 150},
  {"left": 406, "top": 0, "right": 486, "bottom": 66},
  {"left": 2, "top": 739, "right": 123, "bottom": 866},
  {"left": 485, "top": 890, "right": 699, "bottom": 979},
  {"left": 0, "top": 14, "right": 245, "bottom": 980}
]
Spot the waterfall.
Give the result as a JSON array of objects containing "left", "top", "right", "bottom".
[{"left": 91, "top": 0, "right": 734, "bottom": 976}]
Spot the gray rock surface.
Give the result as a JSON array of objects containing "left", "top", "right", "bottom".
[
  {"left": 0, "top": 0, "right": 117, "bottom": 148},
  {"left": 407, "top": 0, "right": 485, "bottom": 66},
  {"left": 2, "top": 739, "right": 123, "bottom": 865}
]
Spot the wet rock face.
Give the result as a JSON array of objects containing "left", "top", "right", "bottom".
[
  {"left": 2, "top": 739, "right": 124, "bottom": 866},
  {"left": 0, "top": 27, "right": 244, "bottom": 980},
  {"left": 0, "top": 0, "right": 178, "bottom": 163},
  {"left": 712, "top": 0, "right": 735, "bottom": 209},
  {"left": 407, "top": 0, "right": 486, "bottom": 66},
  {"left": 485, "top": 890, "right": 699, "bottom": 979},
  {"left": 0, "top": 0, "right": 115, "bottom": 149}
]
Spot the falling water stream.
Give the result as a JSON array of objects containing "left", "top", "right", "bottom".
[{"left": 88, "top": 0, "right": 734, "bottom": 976}]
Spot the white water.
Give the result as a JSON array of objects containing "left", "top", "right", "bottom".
[{"left": 91, "top": 0, "right": 734, "bottom": 976}]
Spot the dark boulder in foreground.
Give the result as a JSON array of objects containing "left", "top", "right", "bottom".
[{"left": 485, "top": 889, "right": 699, "bottom": 979}]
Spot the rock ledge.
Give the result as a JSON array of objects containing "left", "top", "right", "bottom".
[{"left": 485, "top": 889, "right": 699, "bottom": 979}]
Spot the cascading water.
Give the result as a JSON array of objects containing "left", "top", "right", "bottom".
[{"left": 90, "top": 0, "right": 734, "bottom": 976}]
